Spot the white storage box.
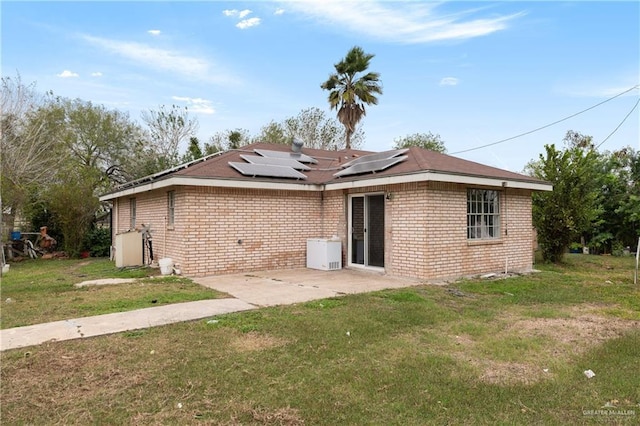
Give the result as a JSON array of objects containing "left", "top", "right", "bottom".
[
  {"left": 307, "top": 238, "right": 342, "bottom": 271},
  {"left": 114, "top": 230, "right": 143, "bottom": 267}
]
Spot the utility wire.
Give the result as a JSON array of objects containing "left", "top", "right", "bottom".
[
  {"left": 595, "top": 97, "right": 640, "bottom": 150},
  {"left": 451, "top": 84, "right": 640, "bottom": 155}
]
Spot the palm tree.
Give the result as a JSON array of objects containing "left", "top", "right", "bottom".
[{"left": 321, "top": 46, "right": 382, "bottom": 149}]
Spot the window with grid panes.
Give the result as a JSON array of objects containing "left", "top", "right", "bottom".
[
  {"left": 129, "top": 198, "right": 136, "bottom": 229},
  {"left": 467, "top": 189, "right": 500, "bottom": 240},
  {"left": 167, "top": 191, "right": 175, "bottom": 226}
]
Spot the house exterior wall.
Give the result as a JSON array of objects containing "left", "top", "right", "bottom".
[
  {"left": 110, "top": 181, "right": 533, "bottom": 280},
  {"left": 112, "top": 186, "right": 346, "bottom": 276},
  {"left": 385, "top": 181, "right": 533, "bottom": 280},
  {"left": 180, "top": 186, "right": 329, "bottom": 276},
  {"left": 111, "top": 188, "right": 184, "bottom": 265}
]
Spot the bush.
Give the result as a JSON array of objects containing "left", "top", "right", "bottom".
[
  {"left": 83, "top": 227, "right": 111, "bottom": 257},
  {"left": 569, "top": 242, "right": 582, "bottom": 253},
  {"left": 612, "top": 240, "right": 624, "bottom": 257}
]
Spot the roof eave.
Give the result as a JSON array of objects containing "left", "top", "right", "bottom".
[
  {"left": 325, "top": 171, "right": 552, "bottom": 191},
  {"left": 99, "top": 170, "right": 552, "bottom": 201},
  {"left": 98, "top": 176, "right": 325, "bottom": 201}
]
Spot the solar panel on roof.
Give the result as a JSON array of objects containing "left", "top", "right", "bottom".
[
  {"left": 334, "top": 155, "right": 408, "bottom": 178},
  {"left": 240, "top": 154, "right": 311, "bottom": 170},
  {"left": 229, "top": 162, "right": 307, "bottom": 179},
  {"left": 341, "top": 148, "right": 409, "bottom": 168},
  {"left": 254, "top": 149, "right": 318, "bottom": 164}
]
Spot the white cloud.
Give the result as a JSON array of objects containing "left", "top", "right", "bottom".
[
  {"left": 237, "top": 17, "right": 261, "bottom": 29},
  {"left": 172, "top": 95, "right": 215, "bottom": 114},
  {"left": 224, "top": 8, "right": 260, "bottom": 29},
  {"left": 440, "top": 77, "right": 459, "bottom": 86},
  {"left": 57, "top": 70, "right": 79, "bottom": 78},
  {"left": 148, "top": 29, "right": 161, "bottom": 36},
  {"left": 274, "top": 8, "right": 285, "bottom": 16},
  {"left": 82, "top": 35, "right": 237, "bottom": 85},
  {"left": 91, "top": 72, "right": 103, "bottom": 77},
  {"left": 223, "top": 9, "right": 252, "bottom": 18},
  {"left": 281, "top": 1, "right": 525, "bottom": 43}
]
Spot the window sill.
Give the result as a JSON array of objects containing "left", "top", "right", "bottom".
[
  {"left": 167, "top": 225, "right": 175, "bottom": 231},
  {"left": 467, "top": 239, "right": 503, "bottom": 247}
]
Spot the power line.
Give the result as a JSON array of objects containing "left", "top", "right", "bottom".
[
  {"left": 595, "top": 97, "right": 640, "bottom": 150},
  {"left": 450, "top": 84, "right": 640, "bottom": 155}
]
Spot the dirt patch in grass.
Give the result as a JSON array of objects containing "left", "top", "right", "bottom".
[
  {"left": 2, "top": 343, "right": 152, "bottom": 424},
  {"left": 446, "top": 305, "right": 640, "bottom": 385},
  {"left": 477, "top": 360, "right": 544, "bottom": 385},
  {"left": 250, "top": 405, "right": 305, "bottom": 425},
  {"left": 229, "top": 331, "right": 291, "bottom": 352},
  {"left": 510, "top": 313, "right": 639, "bottom": 354}
]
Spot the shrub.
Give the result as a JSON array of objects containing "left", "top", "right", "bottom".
[{"left": 83, "top": 227, "right": 111, "bottom": 257}]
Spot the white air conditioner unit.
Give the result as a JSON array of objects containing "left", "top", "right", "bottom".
[{"left": 307, "top": 238, "right": 342, "bottom": 271}]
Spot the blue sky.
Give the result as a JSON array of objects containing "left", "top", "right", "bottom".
[{"left": 2, "top": 1, "right": 638, "bottom": 172}]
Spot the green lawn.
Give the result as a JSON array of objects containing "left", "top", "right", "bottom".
[
  {"left": 1, "top": 254, "right": 639, "bottom": 425},
  {"left": 0, "top": 258, "right": 227, "bottom": 329}
]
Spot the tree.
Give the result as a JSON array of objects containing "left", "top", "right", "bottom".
[
  {"left": 1, "top": 75, "right": 66, "bottom": 238},
  {"left": 206, "top": 128, "right": 251, "bottom": 152},
  {"left": 393, "top": 132, "right": 447, "bottom": 153},
  {"left": 141, "top": 104, "right": 199, "bottom": 172},
  {"left": 254, "top": 108, "right": 365, "bottom": 150},
  {"left": 321, "top": 46, "right": 382, "bottom": 149},
  {"left": 45, "top": 164, "right": 100, "bottom": 257},
  {"left": 591, "top": 147, "right": 640, "bottom": 252},
  {"left": 31, "top": 98, "right": 146, "bottom": 256},
  {"left": 202, "top": 141, "right": 222, "bottom": 156},
  {"left": 254, "top": 120, "right": 289, "bottom": 145},
  {"left": 283, "top": 107, "right": 364, "bottom": 150},
  {"left": 181, "top": 136, "right": 204, "bottom": 163},
  {"left": 58, "top": 98, "right": 145, "bottom": 188},
  {"left": 620, "top": 149, "right": 640, "bottom": 246},
  {"left": 526, "top": 131, "right": 601, "bottom": 262}
]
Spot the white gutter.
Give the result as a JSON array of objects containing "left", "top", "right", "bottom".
[
  {"left": 99, "top": 176, "right": 324, "bottom": 201},
  {"left": 99, "top": 171, "right": 552, "bottom": 201},
  {"left": 325, "top": 172, "right": 553, "bottom": 192}
]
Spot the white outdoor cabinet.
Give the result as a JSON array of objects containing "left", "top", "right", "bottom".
[
  {"left": 306, "top": 238, "right": 342, "bottom": 271},
  {"left": 114, "top": 230, "right": 143, "bottom": 267}
]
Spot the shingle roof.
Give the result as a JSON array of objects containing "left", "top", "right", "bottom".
[
  {"left": 100, "top": 142, "right": 549, "bottom": 201},
  {"left": 172, "top": 142, "right": 546, "bottom": 185}
]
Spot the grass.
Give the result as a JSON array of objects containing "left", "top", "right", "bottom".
[
  {"left": 0, "top": 258, "right": 227, "bottom": 328},
  {"left": 1, "top": 254, "right": 639, "bottom": 424}
]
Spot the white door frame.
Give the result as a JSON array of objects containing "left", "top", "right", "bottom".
[{"left": 347, "top": 192, "right": 385, "bottom": 271}]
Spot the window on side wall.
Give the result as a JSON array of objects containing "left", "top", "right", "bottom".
[
  {"left": 130, "top": 198, "right": 136, "bottom": 230},
  {"left": 167, "top": 191, "right": 175, "bottom": 226},
  {"left": 467, "top": 189, "right": 500, "bottom": 240}
]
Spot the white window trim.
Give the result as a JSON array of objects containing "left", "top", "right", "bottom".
[
  {"left": 129, "top": 198, "right": 136, "bottom": 230},
  {"left": 167, "top": 191, "right": 175, "bottom": 226},
  {"left": 467, "top": 189, "right": 500, "bottom": 240}
]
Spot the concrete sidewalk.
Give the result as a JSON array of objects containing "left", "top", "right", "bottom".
[
  {"left": 0, "top": 298, "right": 255, "bottom": 351},
  {"left": 1, "top": 268, "right": 424, "bottom": 352}
]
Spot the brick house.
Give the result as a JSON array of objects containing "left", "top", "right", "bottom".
[{"left": 99, "top": 142, "right": 551, "bottom": 280}]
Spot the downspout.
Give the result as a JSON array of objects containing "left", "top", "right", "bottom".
[
  {"left": 320, "top": 190, "right": 325, "bottom": 236},
  {"left": 111, "top": 200, "right": 118, "bottom": 261},
  {"left": 502, "top": 182, "right": 508, "bottom": 274}
]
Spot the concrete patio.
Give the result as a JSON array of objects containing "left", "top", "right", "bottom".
[{"left": 1, "top": 268, "right": 425, "bottom": 351}]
